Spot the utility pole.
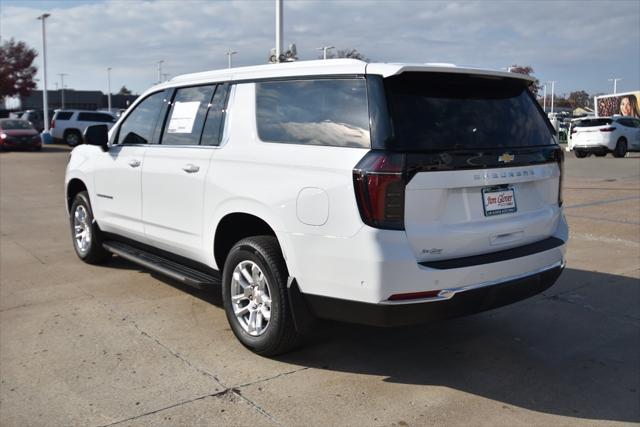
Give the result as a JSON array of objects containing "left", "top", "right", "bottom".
[
  {"left": 37, "top": 13, "right": 51, "bottom": 132},
  {"left": 161, "top": 73, "right": 170, "bottom": 82},
  {"left": 608, "top": 78, "right": 622, "bottom": 94},
  {"left": 157, "top": 60, "right": 164, "bottom": 84},
  {"left": 226, "top": 49, "right": 238, "bottom": 69},
  {"left": 275, "top": 0, "right": 283, "bottom": 62},
  {"left": 316, "top": 46, "right": 335, "bottom": 60},
  {"left": 107, "top": 67, "right": 112, "bottom": 112},
  {"left": 58, "top": 73, "right": 67, "bottom": 108}
]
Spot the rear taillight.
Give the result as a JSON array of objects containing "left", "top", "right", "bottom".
[
  {"left": 51, "top": 119, "right": 56, "bottom": 129},
  {"left": 353, "top": 151, "right": 406, "bottom": 230},
  {"left": 600, "top": 127, "right": 616, "bottom": 132},
  {"left": 556, "top": 148, "right": 564, "bottom": 207}
]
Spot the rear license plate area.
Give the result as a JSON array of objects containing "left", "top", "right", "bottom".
[{"left": 482, "top": 186, "right": 517, "bottom": 217}]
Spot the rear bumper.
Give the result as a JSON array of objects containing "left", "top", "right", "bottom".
[
  {"left": 304, "top": 262, "right": 564, "bottom": 327},
  {"left": 571, "top": 144, "right": 610, "bottom": 154}
]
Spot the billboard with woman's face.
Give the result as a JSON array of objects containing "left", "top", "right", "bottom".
[{"left": 595, "top": 91, "right": 640, "bottom": 118}]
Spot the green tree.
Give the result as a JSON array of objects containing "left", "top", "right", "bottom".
[{"left": 0, "top": 38, "right": 38, "bottom": 98}]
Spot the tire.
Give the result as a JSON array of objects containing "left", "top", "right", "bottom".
[
  {"left": 574, "top": 150, "right": 587, "bottom": 158},
  {"left": 69, "top": 191, "right": 111, "bottom": 264},
  {"left": 595, "top": 153, "right": 607, "bottom": 157},
  {"left": 33, "top": 145, "right": 42, "bottom": 152},
  {"left": 222, "top": 236, "right": 300, "bottom": 356},
  {"left": 65, "top": 130, "right": 82, "bottom": 147},
  {"left": 613, "top": 139, "right": 627, "bottom": 158}
]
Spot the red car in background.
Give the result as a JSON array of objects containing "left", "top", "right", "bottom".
[{"left": 0, "top": 119, "right": 42, "bottom": 151}]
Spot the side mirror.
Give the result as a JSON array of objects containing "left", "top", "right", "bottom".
[{"left": 83, "top": 124, "right": 109, "bottom": 151}]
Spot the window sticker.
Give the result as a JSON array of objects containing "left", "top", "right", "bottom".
[{"left": 167, "top": 101, "right": 200, "bottom": 133}]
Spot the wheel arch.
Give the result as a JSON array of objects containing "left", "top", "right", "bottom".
[
  {"left": 66, "top": 178, "right": 88, "bottom": 212},
  {"left": 213, "top": 212, "right": 282, "bottom": 272}
]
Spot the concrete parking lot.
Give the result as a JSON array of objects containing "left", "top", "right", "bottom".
[{"left": 1, "top": 145, "right": 638, "bottom": 426}]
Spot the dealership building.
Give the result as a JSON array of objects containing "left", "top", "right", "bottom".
[{"left": 19, "top": 90, "right": 138, "bottom": 112}]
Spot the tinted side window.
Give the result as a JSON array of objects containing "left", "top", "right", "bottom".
[
  {"left": 78, "top": 112, "right": 115, "bottom": 122},
  {"left": 161, "top": 85, "right": 215, "bottom": 146},
  {"left": 256, "top": 79, "right": 370, "bottom": 148},
  {"left": 54, "top": 112, "right": 73, "bottom": 120},
  {"left": 118, "top": 92, "right": 165, "bottom": 145},
  {"left": 201, "top": 84, "right": 230, "bottom": 146}
]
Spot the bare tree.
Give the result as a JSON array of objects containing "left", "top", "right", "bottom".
[
  {"left": 117, "top": 86, "right": 132, "bottom": 96},
  {"left": 321, "top": 48, "right": 369, "bottom": 62},
  {"left": 567, "top": 90, "right": 590, "bottom": 109},
  {"left": 509, "top": 64, "right": 541, "bottom": 97}
]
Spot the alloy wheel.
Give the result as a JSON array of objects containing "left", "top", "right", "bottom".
[{"left": 230, "top": 260, "right": 272, "bottom": 336}]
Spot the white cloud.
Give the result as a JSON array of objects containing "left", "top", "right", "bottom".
[{"left": 0, "top": 0, "right": 638, "bottom": 96}]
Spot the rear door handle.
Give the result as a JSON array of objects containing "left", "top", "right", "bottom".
[
  {"left": 182, "top": 164, "right": 200, "bottom": 173},
  {"left": 128, "top": 159, "right": 141, "bottom": 168}
]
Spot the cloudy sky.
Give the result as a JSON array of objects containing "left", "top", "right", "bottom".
[{"left": 1, "top": 0, "right": 639, "bottom": 97}]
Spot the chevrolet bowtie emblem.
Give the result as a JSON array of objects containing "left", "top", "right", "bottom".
[{"left": 498, "top": 153, "right": 515, "bottom": 163}]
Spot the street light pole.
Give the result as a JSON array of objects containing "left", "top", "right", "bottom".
[
  {"left": 226, "top": 49, "right": 238, "bottom": 69},
  {"left": 608, "top": 78, "right": 622, "bottom": 94},
  {"left": 58, "top": 73, "right": 67, "bottom": 108},
  {"left": 542, "top": 84, "right": 547, "bottom": 113},
  {"left": 157, "top": 60, "right": 164, "bottom": 84},
  {"left": 275, "top": 0, "right": 283, "bottom": 62},
  {"left": 316, "top": 46, "right": 335, "bottom": 60},
  {"left": 546, "top": 80, "right": 557, "bottom": 114},
  {"left": 107, "top": 67, "right": 112, "bottom": 112},
  {"left": 37, "top": 13, "right": 51, "bottom": 132}
]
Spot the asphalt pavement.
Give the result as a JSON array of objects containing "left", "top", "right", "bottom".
[{"left": 1, "top": 145, "right": 638, "bottom": 426}]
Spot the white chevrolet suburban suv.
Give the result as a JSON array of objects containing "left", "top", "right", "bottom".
[{"left": 65, "top": 59, "right": 568, "bottom": 355}]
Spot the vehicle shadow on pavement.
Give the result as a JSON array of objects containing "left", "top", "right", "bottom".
[
  {"left": 277, "top": 267, "right": 639, "bottom": 423},
  {"left": 103, "top": 256, "right": 225, "bottom": 308},
  {"left": 41, "top": 145, "right": 73, "bottom": 153},
  {"left": 102, "top": 259, "right": 639, "bottom": 423}
]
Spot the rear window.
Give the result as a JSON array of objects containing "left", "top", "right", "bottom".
[
  {"left": 77, "top": 112, "right": 115, "bottom": 123},
  {"left": 256, "top": 78, "right": 370, "bottom": 148},
  {"left": 54, "top": 111, "right": 73, "bottom": 120},
  {"left": 574, "top": 118, "right": 612, "bottom": 127},
  {"left": 0, "top": 119, "right": 34, "bottom": 130},
  {"left": 383, "top": 72, "right": 555, "bottom": 151}
]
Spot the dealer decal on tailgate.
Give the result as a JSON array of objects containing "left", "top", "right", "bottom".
[{"left": 482, "top": 186, "right": 517, "bottom": 216}]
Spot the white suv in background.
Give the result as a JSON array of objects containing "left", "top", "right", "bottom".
[
  {"left": 65, "top": 60, "right": 568, "bottom": 355},
  {"left": 569, "top": 116, "right": 640, "bottom": 158},
  {"left": 51, "top": 110, "right": 117, "bottom": 146}
]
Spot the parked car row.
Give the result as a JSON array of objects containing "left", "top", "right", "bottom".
[{"left": 8, "top": 109, "right": 118, "bottom": 147}]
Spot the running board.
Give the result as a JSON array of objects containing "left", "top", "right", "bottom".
[{"left": 102, "top": 241, "right": 220, "bottom": 288}]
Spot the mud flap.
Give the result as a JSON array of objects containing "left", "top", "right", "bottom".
[{"left": 286, "top": 277, "right": 316, "bottom": 334}]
